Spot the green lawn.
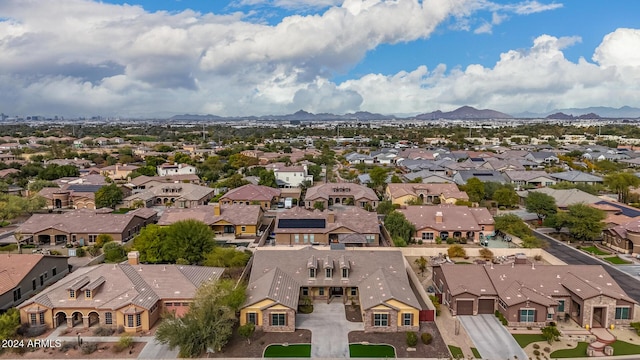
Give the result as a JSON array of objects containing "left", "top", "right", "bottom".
[
  {"left": 448, "top": 345, "right": 464, "bottom": 359},
  {"left": 550, "top": 342, "right": 589, "bottom": 358},
  {"left": 603, "top": 256, "right": 631, "bottom": 265},
  {"left": 611, "top": 340, "right": 640, "bottom": 355},
  {"left": 349, "top": 344, "right": 395, "bottom": 358},
  {"left": 512, "top": 333, "right": 546, "bottom": 348},
  {"left": 581, "top": 246, "right": 610, "bottom": 256},
  {"left": 471, "top": 347, "right": 482, "bottom": 358},
  {"left": 263, "top": 344, "right": 311, "bottom": 358}
]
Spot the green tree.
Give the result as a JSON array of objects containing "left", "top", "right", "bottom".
[
  {"left": 464, "top": 177, "right": 485, "bottom": 203},
  {"left": 28, "top": 179, "right": 58, "bottom": 193},
  {"left": 493, "top": 187, "right": 518, "bottom": 207},
  {"left": 103, "top": 242, "right": 127, "bottom": 263},
  {"left": 541, "top": 325, "right": 561, "bottom": 344},
  {"left": 155, "top": 280, "right": 246, "bottom": 357},
  {"left": 0, "top": 308, "right": 20, "bottom": 340},
  {"left": 95, "top": 183, "right": 123, "bottom": 209},
  {"left": 258, "top": 170, "right": 278, "bottom": 188},
  {"left": 166, "top": 220, "right": 215, "bottom": 264},
  {"left": 238, "top": 323, "right": 255, "bottom": 345},
  {"left": 218, "top": 174, "right": 249, "bottom": 189},
  {"left": 564, "top": 203, "right": 606, "bottom": 243},
  {"left": 376, "top": 200, "right": 396, "bottom": 215},
  {"left": 95, "top": 234, "right": 114, "bottom": 248},
  {"left": 543, "top": 212, "right": 570, "bottom": 233},
  {"left": 133, "top": 224, "right": 171, "bottom": 263},
  {"left": 447, "top": 245, "right": 466, "bottom": 258},
  {"left": 384, "top": 211, "right": 415, "bottom": 243},
  {"left": 313, "top": 201, "right": 325, "bottom": 211},
  {"left": 494, "top": 213, "right": 532, "bottom": 239},
  {"left": 604, "top": 172, "right": 640, "bottom": 203},
  {"left": 414, "top": 256, "right": 427, "bottom": 276},
  {"left": 390, "top": 174, "right": 402, "bottom": 183},
  {"left": 307, "top": 165, "right": 323, "bottom": 181},
  {"left": 525, "top": 192, "right": 558, "bottom": 222},
  {"left": 203, "top": 247, "right": 251, "bottom": 268},
  {"left": 369, "top": 166, "right": 389, "bottom": 193}
]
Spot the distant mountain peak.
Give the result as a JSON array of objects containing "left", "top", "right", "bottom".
[{"left": 414, "top": 106, "right": 512, "bottom": 120}]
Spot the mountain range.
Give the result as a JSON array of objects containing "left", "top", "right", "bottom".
[{"left": 168, "top": 106, "right": 640, "bottom": 122}]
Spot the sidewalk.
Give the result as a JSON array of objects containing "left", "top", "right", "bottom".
[{"left": 434, "top": 306, "right": 476, "bottom": 359}]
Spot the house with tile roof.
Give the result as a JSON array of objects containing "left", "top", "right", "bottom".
[
  {"left": 273, "top": 207, "right": 380, "bottom": 246},
  {"left": 156, "top": 162, "right": 197, "bottom": 177},
  {"left": 452, "top": 170, "right": 507, "bottom": 185},
  {"left": 158, "top": 203, "right": 263, "bottom": 239},
  {"left": 433, "top": 263, "right": 636, "bottom": 328},
  {"left": 385, "top": 183, "right": 469, "bottom": 206},
  {"left": 18, "top": 256, "right": 223, "bottom": 333},
  {"left": 0, "top": 254, "right": 69, "bottom": 311},
  {"left": 517, "top": 188, "right": 602, "bottom": 209},
  {"left": 265, "top": 162, "right": 313, "bottom": 188},
  {"left": 100, "top": 163, "right": 139, "bottom": 180},
  {"left": 397, "top": 205, "right": 495, "bottom": 243},
  {"left": 550, "top": 170, "right": 604, "bottom": 185},
  {"left": 220, "top": 184, "right": 281, "bottom": 210},
  {"left": 303, "top": 182, "right": 379, "bottom": 210},
  {"left": 503, "top": 170, "right": 557, "bottom": 190},
  {"left": 123, "top": 182, "right": 214, "bottom": 208},
  {"left": 16, "top": 208, "right": 157, "bottom": 245},
  {"left": 240, "top": 248, "right": 421, "bottom": 333}
]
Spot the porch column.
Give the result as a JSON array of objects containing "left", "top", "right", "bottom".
[
  {"left": 66, "top": 317, "right": 73, "bottom": 328},
  {"left": 82, "top": 316, "right": 90, "bottom": 328},
  {"left": 343, "top": 287, "right": 347, "bottom": 304},
  {"left": 50, "top": 236, "right": 56, "bottom": 246}
]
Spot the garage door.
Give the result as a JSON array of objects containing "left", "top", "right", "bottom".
[
  {"left": 456, "top": 300, "right": 474, "bottom": 315},
  {"left": 478, "top": 299, "right": 494, "bottom": 314}
]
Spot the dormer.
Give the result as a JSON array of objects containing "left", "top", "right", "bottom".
[
  {"left": 339, "top": 255, "right": 350, "bottom": 279},
  {"left": 323, "top": 256, "right": 334, "bottom": 278},
  {"left": 307, "top": 255, "right": 317, "bottom": 279},
  {"left": 66, "top": 276, "right": 90, "bottom": 300},
  {"left": 81, "top": 276, "right": 105, "bottom": 300}
]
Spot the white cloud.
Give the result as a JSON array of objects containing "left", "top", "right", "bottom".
[
  {"left": 474, "top": 21, "right": 493, "bottom": 34},
  {"left": 593, "top": 28, "right": 640, "bottom": 68}
]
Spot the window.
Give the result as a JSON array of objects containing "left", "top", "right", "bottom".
[
  {"left": 302, "top": 287, "right": 309, "bottom": 296},
  {"left": 40, "top": 275, "right": 44, "bottom": 286},
  {"left": 127, "top": 314, "right": 134, "bottom": 327},
  {"left": 247, "top": 312, "right": 257, "bottom": 325},
  {"left": 374, "top": 313, "right": 388, "bottom": 327},
  {"left": 52, "top": 267, "right": 57, "bottom": 276},
  {"left": 303, "top": 234, "right": 309, "bottom": 243},
  {"left": 557, "top": 300, "right": 565, "bottom": 313},
  {"left": 88, "top": 234, "right": 98, "bottom": 243},
  {"left": 309, "top": 268, "right": 316, "bottom": 278},
  {"left": 150, "top": 304, "right": 158, "bottom": 313},
  {"left": 13, "top": 288, "right": 21, "bottom": 302},
  {"left": 241, "top": 226, "right": 246, "bottom": 232},
  {"left": 422, "top": 232, "right": 434, "bottom": 240},
  {"left": 69, "top": 290, "right": 75, "bottom": 299},
  {"left": 271, "top": 313, "right": 286, "bottom": 326},
  {"left": 547, "top": 312, "right": 553, "bottom": 320},
  {"left": 44, "top": 271, "right": 48, "bottom": 279},
  {"left": 32, "top": 279, "right": 36, "bottom": 291},
  {"left": 520, "top": 309, "right": 535, "bottom": 323},
  {"left": 85, "top": 290, "right": 91, "bottom": 298},
  {"left": 325, "top": 268, "right": 332, "bottom": 278},
  {"left": 39, "top": 312, "right": 45, "bottom": 325},
  {"left": 498, "top": 299, "right": 507, "bottom": 310},
  {"left": 294, "top": 234, "right": 299, "bottom": 244},
  {"left": 319, "top": 288, "right": 325, "bottom": 296},
  {"left": 105, "top": 312, "right": 113, "bottom": 325},
  {"left": 136, "top": 313, "right": 142, "bottom": 327},
  {"left": 342, "top": 268, "right": 349, "bottom": 279},
  {"left": 615, "top": 307, "right": 630, "bottom": 320},
  {"left": 30, "top": 313, "right": 37, "bottom": 325},
  {"left": 403, "top": 313, "right": 413, "bottom": 326},
  {"left": 351, "top": 288, "right": 357, "bottom": 296},
  {"left": 310, "top": 234, "right": 315, "bottom": 243},
  {"left": 481, "top": 226, "right": 485, "bottom": 231},
  {"left": 365, "top": 235, "right": 375, "bottom": 243}
]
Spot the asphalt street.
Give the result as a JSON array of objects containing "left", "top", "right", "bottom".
[{"left": 534, "top": 230, "right": 640, "bottom": 304}]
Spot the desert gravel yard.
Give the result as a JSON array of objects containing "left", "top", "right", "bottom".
[{"left": 208, "top": 329, "right": 311, "bottom": 358}]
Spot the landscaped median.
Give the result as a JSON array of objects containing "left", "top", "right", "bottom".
[
  {"left": 349, "top": 343, "right": 396, "bottom": 358},
  {"left": 263, "top": 343, "right": 311, "bottom": 358}
]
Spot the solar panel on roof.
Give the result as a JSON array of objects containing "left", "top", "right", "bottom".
[
  {"left": 595, "top": 201, "right": 640, "bottom": 218},
  {"left": 278, "top": 219, "right": 326, "bottom": 229},
  {"left": 67, "top": 184, "right": 104, "bottom": 192}
]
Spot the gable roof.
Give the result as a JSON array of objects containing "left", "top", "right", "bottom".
[
  {"left": 0, "top": 254, "right": 66, "bottom": 295},
  {"left": 220, "top": 184, "right": 281, "bottom": 202},
  {"left": 157, "top": 204, "right": 262, "bottom": 226},
  {"left": 398, "top": 205, "right": 494, "bottom": 232},
  {"left": 550, "top": 171, "right": 603, "bottom": 183},
  {"left": 274, "top": 207, "right": 379, "bottom": 234},
  {"left": 304, "top": 182, "right": 378, "bottom": 202}
]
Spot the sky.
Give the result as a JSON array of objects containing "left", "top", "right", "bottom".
[{"left": 1, "top": 0, "right": 639, "bottom": 118}]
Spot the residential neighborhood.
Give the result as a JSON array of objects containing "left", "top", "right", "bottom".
[{"left": 1, "top": 120, "right": 640, "bottom": 359}]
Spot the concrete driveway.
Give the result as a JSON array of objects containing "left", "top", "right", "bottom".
[
  {"left": 138, "top": 339, "right": 180, "bottom": 359},
  {"left": 296, "top": 300, "right": 363, "bottom": 358},
  {"left": 458, "top": 314, "right": 527, "bottom": 360}
]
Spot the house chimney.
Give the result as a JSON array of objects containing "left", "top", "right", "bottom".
[
  {"left": 327, "top": 211, "right": 335, "bottom": 223},
  {"left": 435, "top": 211, "right": 443, "bottom": 224},
  {"left": 128, "top": 251, "right": 140, "bottom": 265},
  {"left": 213, "top": 203, "right": 221, "bottom": 216}
]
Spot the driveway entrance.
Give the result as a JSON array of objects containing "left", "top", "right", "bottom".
[
  {"left": 296, "top": 301, "right": 363, "bottom": 358},
  {"left": 458, "top": 314, "right": 527, "bottom": 360}
]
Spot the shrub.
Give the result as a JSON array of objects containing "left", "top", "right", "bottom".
[
  {"left": 533, "top": 344, "right": 540, "bottom": 350},
  {"left": 16, "top": 324, "right": 47, "bottom": 337},
  {"left": 421, "top": 332, "right": 433, "bottom": 345},
  {"left": 533, "top": 349, "right": 540, "bottom": 356},
  {"left": 93, "top": 327, "right": 115, "bottom": 336},
  {"left": 541, "top": 325, "right": 561, "bottom": 344},
  {"left": 59, "top": 342, "right": 74, "bottom": 352},
  {"left": 435, "top": 236, "right": 442, "bottom": 244},
  {"left": 406, "top": 331, "right": 418, "bottom": 347},
  {"left": 113, "top": 334, "right": 133, "bottom": 353},
  {"left": 417, "top": 239, "right": 423, "bottom": 245},
  {"left": 446, "top": 237, "right": 455, "bottom": 244},
  {"left": 75, "top": 247, "right": 86, "bottom": 257},
  {"left": 479, "top": 248, "right": 494, "bottom": 260},
  {"left": 544, "top": 347, "right": 551, "bottom": 353},
  {"left": 447, "top": 245, "right": 466, "bottom": 258},
  {"left": 429, "top": 295, "right": 441, "bottom": 316},
  {"left": 87, "top": 245, "right": 101, "bottom": 257},
  {"left": 81, "top": 343, "right": 98, "bottom": 355},
  {"left": 50, "top": 250, "right": 62, "bottom": 255},
  {"left": 393, "top": 236, "right": 407, "bottom": 247},
  {"left": 534, "top": 254, "right": 543, "bottom": 261}
]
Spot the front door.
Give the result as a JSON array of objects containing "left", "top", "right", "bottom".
[
  {"left": 331, "top": 287, "right": 344, "bottom": 296},
  {"left": 592, "top": 307, "right": 605, "bottom": 328}
]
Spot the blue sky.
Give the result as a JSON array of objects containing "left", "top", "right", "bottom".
[{"left": 1, "top": 0, "right": 639, "bottom": 117}]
